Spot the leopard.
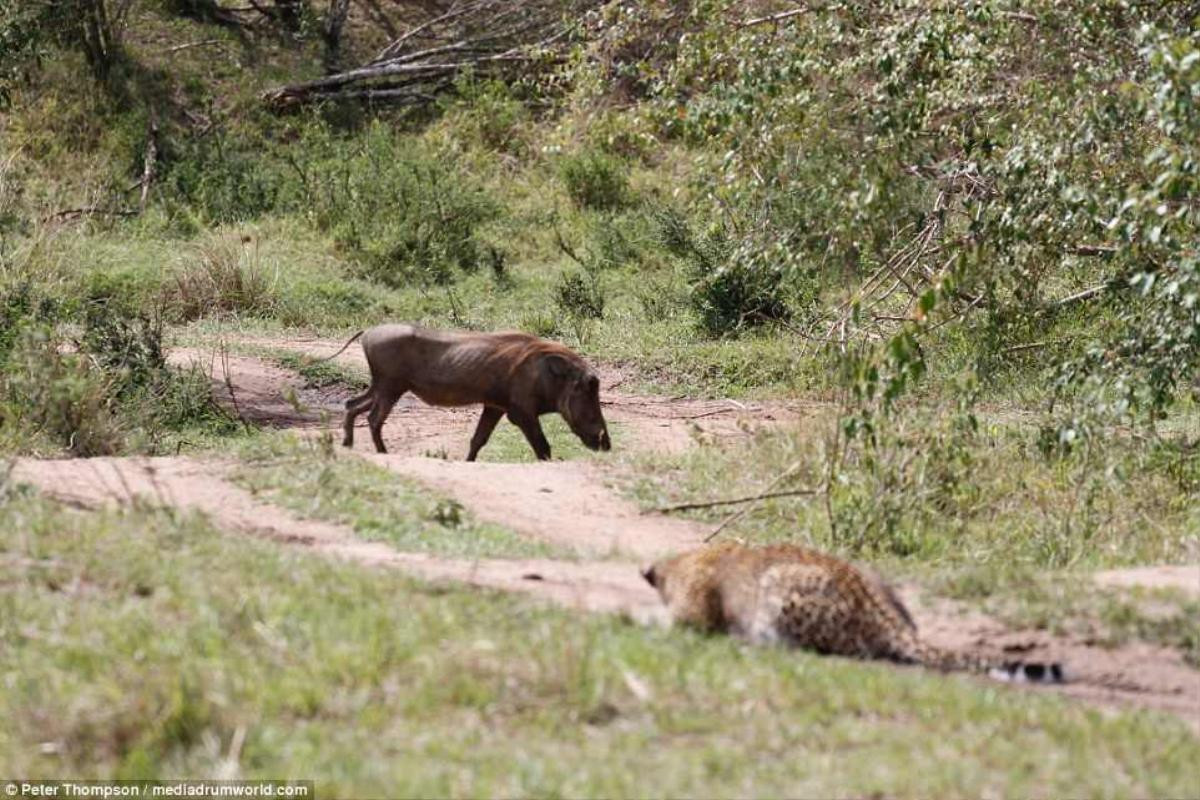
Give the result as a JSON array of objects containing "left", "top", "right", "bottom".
[{"left": 641, "top": 541, "right": 1063, "bottom": 682}]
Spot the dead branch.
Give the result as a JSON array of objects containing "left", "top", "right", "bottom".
[
  {"left": 1001, "top": 339, "right": 1073, "bottom": 355},
  {"left": 1055, "top": 280, "right": 1118, "bottom": 308},
  {"left": 646, "top": 487, "right": 819, "bottom": 515},
  {"left": 740, "top": 7, "right": 809, "bottom": 27},
  {"left": 262, "top": 0, "right": 588, "bottom": 110},
  {"left": 44, "top": 207, "right": 137, "bottom": 222},
  {"left": 160, "top": 39, "right": 225, "bottom": 53},
  {"left": 1070, "top": 244, "right": 1119, "bottom": 256},
  {"left": 554, "top": 228, "right": 587, "bottom": 267},
  {"left": 705, "top": 461, "right": 809, "bottom": 542},
  {"left": 139, "top": 113, "right": 159, "bottom": 214}
]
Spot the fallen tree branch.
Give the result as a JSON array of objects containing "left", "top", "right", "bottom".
[
  {"left": 160, "top": 38, "right": 223, "bottom": 53},
  {"left": 262, "top": 0, "right": 584, "bottom": 110},
  {"left": 741, "top": 7, "right": 809, "bottom": 27},
  {"left": 706, "top": 462, "right": 810, "bottom": 542},
  {"left": 1054, "top": 280, "right": 1119, "bottom": 308},
  {"left": 1001, "top": 338, "right": 1073, "bottom": 355},
  {"left": 647, "top": 487, "right": 820, "bottom": 515},
  {"left": 44, "top": 207, "right": 138, "bottom": 222},
  {"left": 1070, "top": 244, "right": 1119, "bottom": 256}
]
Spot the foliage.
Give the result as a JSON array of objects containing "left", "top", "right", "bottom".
[
  {"left": 1053, "top": 28, "right": 1200, "bottom": 426},
  {"left": 0, "top": 0, "right": 133, "bottom": 99},
  {"left": 559, "top": 149, "right": 630, "bottom": 210},
  {"left": 288, "top": 122, "right": 498, "bottom": 287},
  {"left": 163, "top": 232, "right": 279, "bottom": 321},
  {"left": 0, "top": 280, "right": 232, "bottom": 456},
  {"left": 554, "top": 269, "right": 605, "bottom": 320}
]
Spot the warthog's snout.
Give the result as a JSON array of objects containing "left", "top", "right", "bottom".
[{"left": 583, "top": 428, "right": 611, "bottom": 452}]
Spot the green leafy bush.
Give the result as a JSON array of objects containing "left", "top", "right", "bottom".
[
  {"left": 559, "top": 150, "right": 629, "bottom": 210},
  {"left": 0, "top": 292, "right": 232, "bottom": 456},
  {"left": 163, "top": 133, "right": 283, "bottom": 224},
  {"left": 554, "top": 270, "right": 605, "bottom": 321},
  {"left": 291, "top": 123, "right": 497, "bottom": 288}
]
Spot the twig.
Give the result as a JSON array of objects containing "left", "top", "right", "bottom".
[
  {"left": 1055, "top": 281, "right": 1117, "bottom": 308},
  {"left": 647, "top": 487, "right": 819, "bottom": 515},
  {"left": 160, "top": 39, "right": 223, "bottom": 53},
  {"left": 741, "top": 7, "right": 808, "bottom": 27},
  {"left": 705, "top": 461, "right": 807, "bottom": 542},
  {"left": 1070, "top": 244, "right": 1119, "bottom": 256},
  {"left": 1001, "top": 338, "right": 1072, "bottom": 355},
  {"left": 139, "top": 112, "right": 158, "bottom": 214},
  {"left": 43, "top": 207, "right": 137, "bottom": 222},
  {"left": 554, "top": 228, "right": 587, "bottom": 267}
]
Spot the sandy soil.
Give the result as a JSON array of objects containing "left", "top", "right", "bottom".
[{"left": 10, "top": 336, "right": 1199, "bottom": 730}]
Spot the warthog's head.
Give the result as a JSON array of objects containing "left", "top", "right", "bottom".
[{"left": 544, "top": 355, "right": 611, "bottom": 452}]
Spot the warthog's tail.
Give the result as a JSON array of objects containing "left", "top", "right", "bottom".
[{"left": 309, "top": 330, "right": 365, "bottom": 364}]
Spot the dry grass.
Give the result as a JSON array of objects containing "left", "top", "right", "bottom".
[{"left": 163, "top": 231, "right": 279, "bottom": 321}]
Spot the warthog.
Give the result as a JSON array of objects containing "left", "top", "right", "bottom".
[{"left": 321, "top": 324, "right": 611, "bottom": 460}]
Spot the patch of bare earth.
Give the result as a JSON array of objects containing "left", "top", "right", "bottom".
[
  {"left": 8, "top": 456, "right": 662, "bottom": 619},
  {"left": 10, "top": 336, "right": 1198, "bottom": 729},
  {"left": 1092, "top": 565, "right": 1199, "bottom": 596}
]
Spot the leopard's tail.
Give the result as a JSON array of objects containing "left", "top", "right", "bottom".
[{"left": 894, "top": 632, "right": 1065, "bottom": 684}]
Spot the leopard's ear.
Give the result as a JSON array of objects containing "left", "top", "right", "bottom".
[{"left": 640, "top": 565, "right": 657, "bottom": 588}]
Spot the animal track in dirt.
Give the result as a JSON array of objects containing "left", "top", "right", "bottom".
[{"left": 11, "top": 334, "right": 1198, "bottom": 728}]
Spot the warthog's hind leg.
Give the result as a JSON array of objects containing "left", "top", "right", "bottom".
[
  {"left": 507, "top": 409, "right": 552, "bottom": 461},
  {"left": 466, "top": 406, "right": 504, "bottom": 461},
  {"left": 342, "top": 391, "right": 374, "bottom": 448},
  {"left": 368, "top": 390, "right": 403, "bottom": 453}
]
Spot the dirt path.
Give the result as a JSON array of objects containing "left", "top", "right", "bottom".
[
  {"left": 365, "top": 455, "right": 702, "bottom": 561},
  {"left": 11, "top": 451, "right": 1200, "bottom": 730},
  {"left": 10, "top": 336, "right": 1198, "bottom": 729},
  {"left": 8, "top": 456, "right": 663, "bottom": 619}
]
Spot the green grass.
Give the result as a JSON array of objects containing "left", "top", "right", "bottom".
[
  {"left": 2, "top": 490, "right": 1196, "bottom": 797},
  {"left": 271, "top": 350, "right": 368, "bottom": 392},
  {"left": 229, "top": 433, "right": 571, "bottom": 559},
  {"left": 624, "top": 418, "right": 1199, "bottom": 571}
]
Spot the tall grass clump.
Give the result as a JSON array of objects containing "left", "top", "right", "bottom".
[{"left": 163, "top": 231, "right": 279, "bottom": 321}]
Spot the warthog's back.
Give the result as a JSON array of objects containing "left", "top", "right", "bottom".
[{"left": 361, "top": 324, "right": 581, "bottom": 407}]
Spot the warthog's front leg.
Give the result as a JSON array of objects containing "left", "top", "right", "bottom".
[
  {"left": 467, "top": 406, "right": 503, "bottom": 461},
  {"left": 507, "top": 409, "right": 551, "bottom": 461}
]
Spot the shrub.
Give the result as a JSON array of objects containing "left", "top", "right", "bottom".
[
  {"left": 0, "top": 290, "right": 233, "bottom": 456},
  {"left": 2, "top": 327, "right": 123, "bottom": 457},
  {"left": 672, "top": 217, "right": 808, "bottom": 337},
  {"left": 163, "top": 232, "right": 278, "bottom": 321},
  {"left": 0, "top": 282, "right": 60, "bottom": 368},
  {"left": 449, "top": 78, "right": 530, "bottom": 155},
  {"left": 291, "top": 123, "right": 498, "bottom": 289},
  {"left": 554, "top": 270, "right": 605, "bottom": 321},
  {"left": 163, "top": 133, "right": 282, "bottom": 223},
  {"left": 519, "top": 311, "right": 559, "bottom": 339},
  {"left": 559, "top": 150, "right": 629, "bottom": 211}
]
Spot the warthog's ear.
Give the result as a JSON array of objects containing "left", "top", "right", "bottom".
[{"left": 542, "top": 354, "right": 576, "bottom": 380}]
